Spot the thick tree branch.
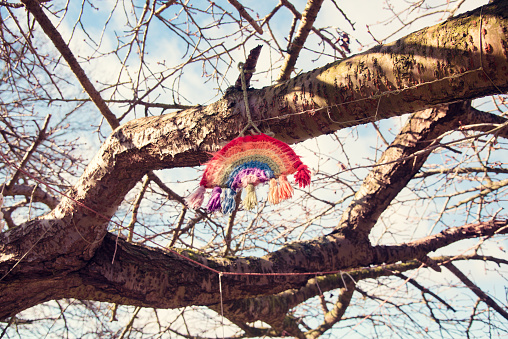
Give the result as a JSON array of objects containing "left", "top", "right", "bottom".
[
  {"left": 211, "top": 253, "right": 506, "bottom": 334},
  {"left": 337, "top": 102, "right": 468, "bottom": 236},
  {"left": 374, "top": 219, "right": 508, "bottom": 265},
  {"left": 459, "top": 106, "right": 508, "bottom": 139}
]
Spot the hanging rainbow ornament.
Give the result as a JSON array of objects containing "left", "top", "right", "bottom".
[
  {"left": 186, "top": 60, "right": 311, "bottom": 213},
  {"left": 185, "top": 133, "right": 311, "bottom": 214}
]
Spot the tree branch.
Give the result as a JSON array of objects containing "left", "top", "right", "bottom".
[
  {"left": 0, "top": 184, "right": 59, "bottom": 210},
  {"left": 374, "top": 219, "right": 508, "bottom": 265},
  {"left": 306, "top": 279, "right": 355, "bottom": 339},
  {"left": 337, "top": 102, "right": 468, "bottom": 236},
  {"left": 444, "top": 262, "right": 508, "bottom": 321},
  {"left": 20, "top": 0, "right": 120, "bottom": 130},
  {"left": 6, "top": 114, "right": 51, "bottom": 190},
  {"left": 228, "top": 0, "right": 263, "bottom": 34},
  {"left": 278, "top": 0, "right": 324, "bottom": 81},
  {"left": 235, "top": 45, "right": 263, "bottom": 90},
  {"left": 280, "top": 0, "right": 346, "bottom": 61}
]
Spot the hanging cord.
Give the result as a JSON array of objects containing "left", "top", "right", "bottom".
[
  {"left": 219, "top": 272, "right": 225, "bottom": 339},
  {"left": 238, "top": 62, "right": 262, "bottom": 136}
]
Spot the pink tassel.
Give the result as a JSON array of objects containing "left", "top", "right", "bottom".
[
  {"left": 185, "top": 185, "right": 206, "bottom": 209},
  {"left": 268, "top": 178, "right": 280, "bottom": 204},
  {"left": 278, "top": 175, "right": 293, "bottom": 200},
  {"left": 294, "top": 164, "right": 311, "bottom": 188}
]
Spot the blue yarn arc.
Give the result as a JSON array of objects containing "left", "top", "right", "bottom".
[{"left": 224, "top": 161, "right": 275, "bottom": 189}]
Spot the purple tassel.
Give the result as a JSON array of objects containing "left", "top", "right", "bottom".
[{"left": 206, "top": 187, "right": 222, "bottom": 212}]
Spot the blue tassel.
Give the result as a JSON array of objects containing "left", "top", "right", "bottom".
[{"left": 222, "top": 188, "right": 237, "bottom": 214}]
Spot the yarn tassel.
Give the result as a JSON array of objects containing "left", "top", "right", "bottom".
[
  {"left": 185, "top": 185, "right": 205, "bottom": 209},
  {"left": 206, "top": 187, "right": 222, "bottom": 212},
  {"left": 278, "top": 175, "right": 293, "bottom": 200},
  {"left": 268, "top": 178, "right": 280, "bottom": 204},
  {"left": 294, "top": 164, "right": 311, "bottom": 188},
  {"left": 222, "top": 188, "right": 237, "bottom": 214},
  {"left": 243, "top": 183, "right": 257, "bottom": 210}
]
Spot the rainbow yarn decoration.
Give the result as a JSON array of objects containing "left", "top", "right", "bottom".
[{"left": 186, "top": 133, "right": 311, "bottom": 213}]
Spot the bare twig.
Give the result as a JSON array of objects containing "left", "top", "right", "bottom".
[
  {"left": 168, "top": 206, "right": 187, "bottom": 248},
  {"left": 394, "top": 272, "right": 455, "bottom": 311},
  {"left": 223, "top": 192, "right": 242, "bottom": 256},
  {"left": 228, "top": 0, "right": 263, "bottom": 34},
  {"left": 118, "top": 306, "right": 141, "bottom": 339},
  {"left": 126, "top": 176, "right": 150, "bottom": 242},
  {"left": 444, "top": 262, "right": 508, "bottom": 321},
  {"left": 6, "top": 114, "right": 51, "bottom": 190}
]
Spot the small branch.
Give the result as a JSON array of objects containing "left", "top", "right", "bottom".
[
  {"left": 126, "top": 176, "right": 150, "bottom": 242},
  {"left": 30, "top": 97, "right": 194, "bottom": 111},
  {"left": 168, "top": 206, "right": 187, "bottom": 248},
  {"left": 154, "top": 0, "right": 177, "bottom": 17},
  {"left": 377, "top": 219, "right": 508, "bottom": 265},
  {"left": 6, "top": 114, "right": 51, "bottom": 191},
  {"left": 371, "top": 122, "right": 389, "bottom": 146},
  {"left": 306, "top": 279, "right": 355, "bottom": 339},
  {"left": 414, "top": 166, "right": 508, "bottom": 179},
  {"left": 394, "top": 272, "right": 455, "bottom": 311},
  {"left": 444, "top": 262, "right": 508, "bottom": 321},
  {"left": 286, "top": 16, "right": 298, "bottom": 52},
  {"left": 466, "top": 298, "right": 481, "bottom": 339},
  {"left": 234, "top": 45, "right": 263, "bottom": 90},
  {"left": 278, "top": 0, "right": 324, "bottom": 81},
  {"left": 147, "top": 171, "right": 214, "bottom": 231},
  {"left": 146, "top": 171, "right": 185, "bottom": 205},
  {"left": 448, "top": 177, "right": 508, "bottom": 210},
  {"left": 0, "top": 1, "right": 24, "bottom": 8},
  {"left": 318, "top": 294, "right": 328, "bottom": 314},
  {"left": 329, "top": 0, "right": 355, "bottom": 30},
  {"left": 118, "top": 306, "right": 141, "bottom": 339},
  {"left": 223, "top": 192, "right": 242, "bottom": 256},
  {"left": 0, "top": 184, "right": 59, "bottom": 209},
  {"left": 227, "top": 0, "right": 263, "bottom": 34},
  {"left": 20, "top": 0, "right": 119, "bottom": 130},
  {"left": 109, "top": 303, "right": 119, "bottom": 322}
]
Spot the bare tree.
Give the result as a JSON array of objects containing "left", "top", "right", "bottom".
[{"left": 1, "top": 0, "right": 507, "bottom": 338}]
